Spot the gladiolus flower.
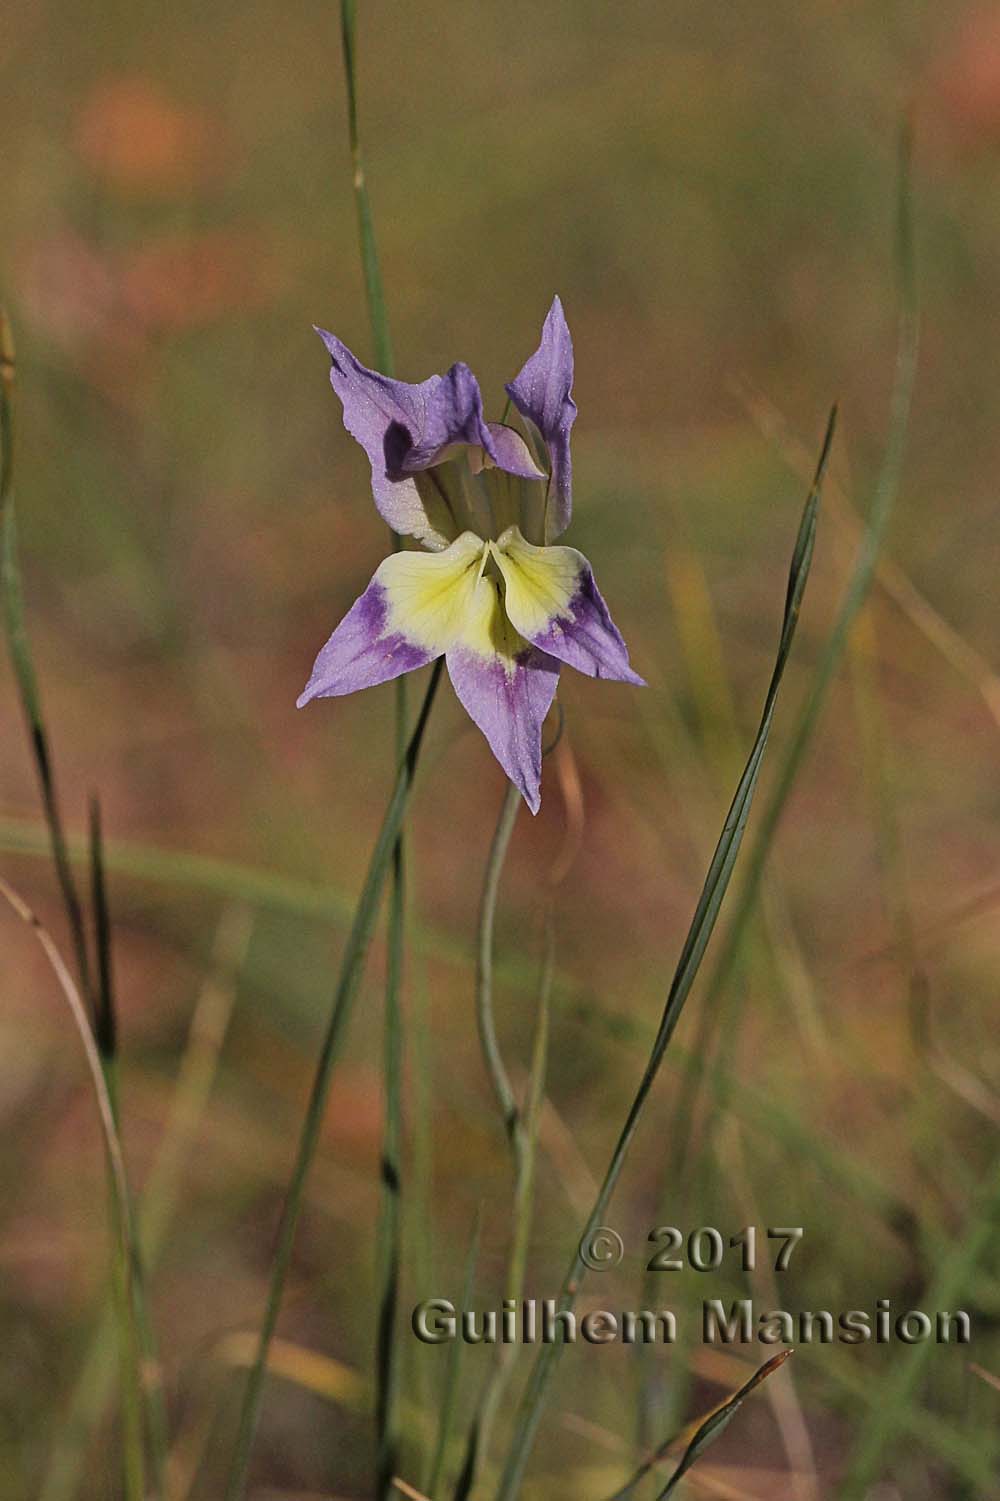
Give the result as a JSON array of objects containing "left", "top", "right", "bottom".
[{"left": 298, "top": 297, "right": 643, "bottom": 811}]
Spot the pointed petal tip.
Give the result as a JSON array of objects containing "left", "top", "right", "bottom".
[{"left": 520, "top": 777, "right": 542, "bottom": 815}]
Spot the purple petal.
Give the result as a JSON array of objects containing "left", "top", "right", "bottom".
[
  {"left": 491, "top": 531, "right": 644, "bottom": 685},
  {"left": 384, "top": 361, "right": 494, "bottom": 475},
  {"left": 297, "top": 568, "right": 435, "bottom": 707},
  {"left": 315, "top": 328, "right": 493, "bottom": 546},
  {"left": 504, "top": 296, "right": 577, "bottom": 539},
  {"left": 447, "top": 646, "right": 560, "bottom": 814},
  {"left": 529, "top": 563, "right": 645, "bottom": 684},
  {"left": 484, "top": 423, "right": 547, "bottom": 480}
]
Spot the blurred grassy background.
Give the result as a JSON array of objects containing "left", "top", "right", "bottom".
[{"left": 2, "top": 0, "right": 1000, "bottom": 1496}]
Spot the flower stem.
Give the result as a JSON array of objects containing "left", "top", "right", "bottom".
[
  {"left": 474, "top": 781, "right": 522, "bottom": 1145},
  {"left": 452, "top": 785, "right": 553, "bottom": 1499}
]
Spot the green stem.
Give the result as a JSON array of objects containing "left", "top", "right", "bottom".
[
  {"left": 224, "top": 659, "right": 443, "bottom": 1501},
  {"left": 0, "top": 878, "right": 147, "bottom": 1501},
  {"left": 474, "top": 782, "right": 522, "bottom": 1145},
  {"left": 40, "top": 909, "right": 251, "bottom": 1501},
  {"left": 0, "top": 313, "right": 94, "bottom": 1014},
  {"left": 427, "top": 1214, "right": 482, "bottom": 1498},
  {"left": 376, "top": 823, "right": 405, "bottom": 1500},
  {"left": 1, "top": 313, "right": 161, "bottom": 1500},
  {"left": 340, "top": 0, "right": 393, "bottom": 378},
  {"left": 453, "top": 785, "right": 553, "bottom": 1499},
  {"left": 336, "top": 9, "right": 405, "bottom": 1490}
]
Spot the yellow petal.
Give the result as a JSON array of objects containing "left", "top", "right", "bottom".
[
  {"left": 490, "top": 525, "right": 584, "bottom": 639},
  {"left": 380, "top": 531, "right": 487, "bottom": 653}
]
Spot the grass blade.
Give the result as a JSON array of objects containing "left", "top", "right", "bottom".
[
  {"left": 454, "top": 874, "right": 554, "bottom": 1501},
  {"left": 336, "top": 10, "right": 406, "bottom": 1492},
  {"left": 224, "top": 658, "right": 443, "bottom": 1501},
  {"left": 493, "top": 405, "right": 836, "bottom": 1501},
  {"left": 0, "top": 876, "right": 148, "bottom": 1500},
  {"left": 656, "top": 1351, "right": 794, "bottom": 1500},
  {"left": 0, "top": 310, "right": 94, "bottom": 1013},
  {"left": 602, "top": 1350, "right": 793, "bottom": 1501},
  {"left": 427, "top": 1213, "right": 482, "bottom": 1498},
  {"left": 87, "top": 794, "right": 170, "bottom": 1496},
  {"left": 340, "top": 0, "right": 393, "bottom": 378},
  {"left": 88, "top": 797, "right": 116, "bottom": 1065},
  {"left": 377, "top": 822, "right": 406, "bottom": 1500},
  {"left": 39, "top": 907, "right": 252, "bottom": 1501},
  {"left": 839, "top": 1149, "right": 1000, "bottom": 1495},
  {"left": 2, "top": 312, "right": 163, "bottom": 1498}
]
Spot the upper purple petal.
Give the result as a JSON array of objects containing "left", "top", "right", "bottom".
[
  {"left": 383, "top": 360, "right": 494, "bottom": 476},
  {"left": 315, "top": 328, "right": 493, "bottom": 541},
  {"left": 504, "top": 296, "right": 577, "bottom": 539}
]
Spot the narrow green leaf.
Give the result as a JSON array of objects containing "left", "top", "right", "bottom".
[
  {"left": 0, "top": 878, "right": 149, "bottom": 1501},
  {"left": 657, "top": 1350, "right": 794, "bottom": 1499},
  {"left": 0, "top": 310, "right": 94, "bottom": 1014},
  {"left": 224, "top": 659, "right": 443, "bottom": 1501},
  {"left": 88, "top": 796, "right": 116, "bottom": 1063},
  {"left": 336, "top": 10, "right": 404, "bottom": 1492},
  {"left": 601, "top": 1349, "right": 793, "bottom": 1501},
  {"left": 427, "top": 1212, "right": 482, "bottom": 1499},
  {"left": 493, "top": 406, "right": 836, "bottom": 1501}
]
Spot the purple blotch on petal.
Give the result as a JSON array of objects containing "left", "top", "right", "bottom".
[
  {"left": 297, "top": 576, "right": 435, "bottom": 707},
  {"left": 528, "top": 564, "right": 644, "bottom": 686}
]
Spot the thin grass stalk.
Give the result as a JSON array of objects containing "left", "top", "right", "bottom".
[
  {"left": 336, "top": 10, "right": 408, "bottom": 1490},
  {"left": 377, "top": 847, "right": 405, "bottom": 1498},
  {"left": 839, "top": 1148, "right": 1000, "bottom": 1496},
  {"left": 91, "top": 804, "right": 168, "bottom": 1494},
  {"left": 493, "top": 408, "right": 835, "bottom": 1501},
  {"left": 603, "top": 1351, "right": 793, "bottom": 1501},
  {"left": 666, "top": 128, "right": 919, "bottom": 1188},
  {"left": 83, "top": 796, "right": 147, "bottom": 1498},
  {"left": 0, "top": 877, "right": 148, "bottom": 1501},
  {"left": 448, "top": 782, "right": 521, "bottom": 1498},
  {"left": 0, "top": 817, "right": 562, "bottom": 996},
  {"left": 339, "top": 0, "right": 392, "bottom": 377},
  {"left": 224, "top": 658, "right": 444, "bottom": 1501},
  {"left": 427, "top": 1214, "right": 483, "bottom": 1499},
  {"left": 90, "top": 799, "right": 170, "bottom": 1494},
  {"left": 1, "top": 317, "right": 160, "bottom": 1498},
  {"left": 411, "top": 959, "right": 437, "bottom": 1493},
  {"left": 86, "top": 802, "right": 148, "bottom": 1500},
  {"left": 40, "top": 908, "right": 251, "bottom": 1501},
  {"left": 0, "top": 311, "right": 94, "bottom": 1013},
  {"left": 651, "top": 1351, "right": 792, "bottom": 1500},
  {"left": 454, "top": 902, "right": 553, "bottom": 1500}
]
